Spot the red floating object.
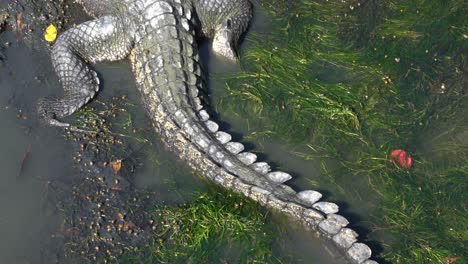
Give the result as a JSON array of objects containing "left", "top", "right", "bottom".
[{"left": 389, "top": 149, "right": 413, "bottom": 169}]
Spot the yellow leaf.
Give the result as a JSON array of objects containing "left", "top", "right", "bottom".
[{"left": 44, "top": 24, "right": 57, "bottom": 42}]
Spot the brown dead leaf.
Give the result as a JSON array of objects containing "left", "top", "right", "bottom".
[
  {"left": 122, "top": 221, "right": 135, "bottom": 231},
  {"left": 17, "top": 144, "right": 32, "bottom": 179},
  {"left": 110, "top": 186, "right": 122, "bottom": 191},
  {"left": 109, "top": 160, "right": 122, "bottom": 174},
  {"left": 443, "top": 257, "right": 459, "bottom": 264},
  {"left": 16, "top": 13, "right": 21, "bottom": 26},
  {"left": 16, "top": 13, "right": 26, "bottom": 31}
]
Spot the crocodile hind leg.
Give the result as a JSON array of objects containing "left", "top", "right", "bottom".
[{"left": 38, "top": 15, "right": 134, "bottom": 128}]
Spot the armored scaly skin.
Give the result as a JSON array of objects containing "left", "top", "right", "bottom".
[{"left": 39, "top": 1, "right": 378, "bottom": 263}]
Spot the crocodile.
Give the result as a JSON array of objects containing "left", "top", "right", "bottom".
[{"left": 38, "top": 1, "right": 378, "bottom": 263}]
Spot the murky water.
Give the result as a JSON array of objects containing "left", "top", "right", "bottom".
[
  {"left": 0, "top": 2, "right": 367, "bottom": 263},
  {"left": 0, "top": 30, "right": 72, "bottom": 263}
]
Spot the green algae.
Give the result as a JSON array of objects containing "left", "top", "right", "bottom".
[
  {"left": 121, "top": 188, "right": 286, "bottom": 264},
  {"left": 217, "top": 0, "right": 467, "bottom": 263},
  {"left": 107, "top": 1, "right": 468, "bottom": 263}
]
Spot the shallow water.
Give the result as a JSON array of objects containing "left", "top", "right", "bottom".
[
  {"left": 0, "top": 2, "right": 369, "bottom": 264},
  {"left": 0, "top": 31, "right": 73, "bottom": 263}
]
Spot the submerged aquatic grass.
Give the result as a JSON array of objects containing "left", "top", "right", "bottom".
[
  {"left": 121, "top": 188, "right": 285, "bottom": 264},
  {"left": 218, "top": 0, "right": 467, "bottom": 263},
  {"left": 111, "top": 0, "right": 466, "bottom": 263}
]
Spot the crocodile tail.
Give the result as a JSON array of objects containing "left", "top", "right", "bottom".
[
  {"left": 180, "top": 114, "right": 376, "bottom": 264},
  {"left": 128, "top": 1, "right": 377, "bottom": 263},
  {"left": 130, "top": 47, "right": 376, "bottom": 262}
]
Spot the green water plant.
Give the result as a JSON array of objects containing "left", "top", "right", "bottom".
[
  {"left": 90, "top": 1, "right": 466, "bottom": 263},
  {"left": 122, "top": 188, "right": 285, "bottom": 264},
  {"left": 217, "top": 0, "right": 467, "bottom": 263}
]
